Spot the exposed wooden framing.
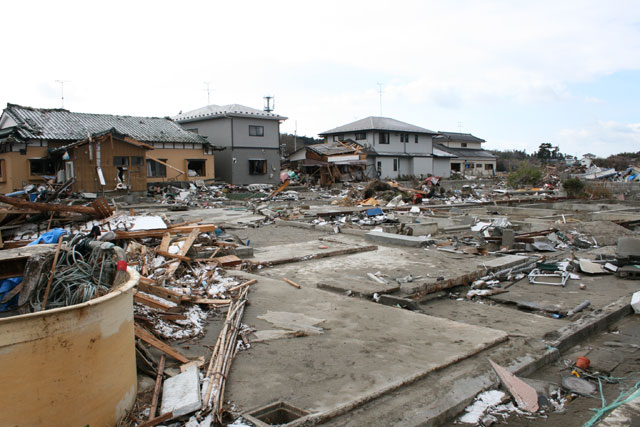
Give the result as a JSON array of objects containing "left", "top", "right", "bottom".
[
  {"left": 134, "top": 325, "right": 190, "bottom": 364},
  {"left": 146, "top": 155, "right": 186, "bottom": 175}
]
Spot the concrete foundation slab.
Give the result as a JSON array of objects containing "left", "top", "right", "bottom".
[
  {"left": 317, "top": 279, "right": 399, "bottom": 297},
  {"left": 224, "top": 273, "right": 508, "bottom": 417},
  {"left": 365, "top": 231, "right": 432, "bottom": 247}
]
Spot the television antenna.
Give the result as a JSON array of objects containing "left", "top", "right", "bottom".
[
  {"left": 376, "top": 82, "right": 384, "bottom": 116},
  {"left": 264, "top": 95, "right": 275, "bottom": 112},
  {"left": 55, "top": 80, "right": 70, "bottom": 108},
  {"left": 204, "top": 82, "right": 213, "bottom": 105}
]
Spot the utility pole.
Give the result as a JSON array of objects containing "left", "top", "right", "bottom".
[
  {"left": 376, "top": 82, "right": 384, "bottom": 116},
  {"left": 294, "top": 120, "right": 297, "bottom": 152},
  {"left": 55, "top": 80, "right": 70, "bottom": 108}
]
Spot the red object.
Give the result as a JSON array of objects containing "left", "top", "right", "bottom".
[
  {"left": 116, "top": 260, "right": 128, "bottom": 271},
  {"left": 575, "top": 356, "right": 590, "bottom": 370}
]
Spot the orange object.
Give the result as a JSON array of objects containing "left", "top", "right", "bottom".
[{"left": 575, "top": 356, "right": 590, "bottom": 370}]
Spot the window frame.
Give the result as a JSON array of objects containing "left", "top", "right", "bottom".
[
  {"left": 485, "top": 164, "right": 494, "bottom": 170},
  {"left": 400, "top": 133, "right": 409, "bottom": 143},
  {"left": 379, "top": 132, "right": 390, "bottom": 144},
  {"left": 248, "top": 159, "right": 267, "bottom": 175},
  {"left": 146, "top": 158, "right": 168, "bottom": 178},
  {"left": 28, "top": 158, "right": 56, "bottom": 177},
  {"left": 355, "top": 132, "right": 366, "bottom": 140},
  {"left": 249, "top": 125, "right": 264, "bottom": 137},
  {"left": 393, "top": 158, "right": 398, "bottom": 172},
  {"left": 332, "top": 134, "right": 344, "bottom": 142},
  {"left": 414, "top": 134, "right": 419, "bottom": 143}
]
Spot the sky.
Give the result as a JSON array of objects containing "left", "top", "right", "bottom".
[{"left": 2, "top": 0, "right": 640, "bottom": 157}]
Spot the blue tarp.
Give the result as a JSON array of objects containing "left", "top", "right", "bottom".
[
  {"left": 366, "top": 207, "right": 384, "bottom": 217},
  {"left": 27, "top": 228, "right": 68, "bottom": 246},
  {"left": 0, "top": 277, "right": 22, "bottom": 311}
]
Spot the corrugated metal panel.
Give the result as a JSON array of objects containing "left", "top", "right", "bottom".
[{"left": 5, "top": 104, "right": 207, "bottom": 144}]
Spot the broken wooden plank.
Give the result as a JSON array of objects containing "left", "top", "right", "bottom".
[
  {"left": 168, "top": 218, "right": 203, "bottom": 229},
  {"left": 0, "top": 194, "right": 101, "bottom": 217},
  {"left": 283, "top": 278, "right": 301, "bottom": 289},
  {"left": 135, "top": 325, "right": 190, "bottom": 364},
  {"left": 489, "top": 359, "right": 539, "bottom": 412},
  {"left": 148, "top": 355, "right": 166, "bottom": 422},
  {"left": 178, "top": 228, "right": 200, "bottom": 257},
  {"left": 159, "top": 233, "right": 172, "bottom": 252},
  {"left": 156, "top": 250, "right": 191, "bottom": 263},
  {"left": 134, "top": 292, "right": 180, "bottom": 312},
  {"left": 227, "top": 279, "right": 257, "bottom": 293},
  {"left": 267, "top": 180, "right": 290, "bottom": 200},
  {"left": 137, "top": 411, "right": 173, "bottom": 427},
  {"left": 191, "top": 298, "right": 232, "bottom": 305},
  {"left": 114, "top": 224, "right": 215, "bottom": 240},
  {"left": 146, "top": 155, "right": 185, "bottom": 175},
  {"left": 212, "top": 255, "right": 242, "bottom": 267},
  {"left": 137, "top": 281, "right": 184, "bottom": 306},
  {"left": 41, "top": 236, "right": 64, "bottom": 310}
]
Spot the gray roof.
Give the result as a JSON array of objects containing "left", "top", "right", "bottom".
[
  {"left": 434, "top": 131, "right": 486, "bottom": 143},
  {"left": 434, "top": 143, "right": 496, "bottom": 159},
  {"left": 307, "top": 142, "right": 359, "bottom": 157},
  {"left": 319, "top": 116, "right": 437, "bottom": 136},
  {"left": 2, "top": 103, "right": 207, "bottom": 144},
  {"left": 174, "top": 104, "right": 287, "bottom": 123}
]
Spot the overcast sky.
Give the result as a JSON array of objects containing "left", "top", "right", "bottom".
[{"left": 2, "top": 0, "right": 639, "bottom": 157}]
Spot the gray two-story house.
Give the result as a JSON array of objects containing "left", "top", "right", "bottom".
[
  {"left": 319, "top": 116, "right": 450, "bottom": 179},
  {"left": 174, "top": 104, "right": 287, "bottom": 185}
]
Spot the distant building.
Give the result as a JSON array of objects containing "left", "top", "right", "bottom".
[
  {"left": 318, "top": 116, "right": 452, "bottom": 178},
  {"left": 174, "top": 104, "right": 287, "bottom": 185},
  {"left": 433, "top": 132, "right": 496, "bottom": 176},
  {"left": 0, "top": 103, "right": 214, "bottom": 193}
]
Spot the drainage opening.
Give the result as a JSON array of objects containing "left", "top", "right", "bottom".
[{"left": 247, "top": 401, "right": 309, "bottom": 426}]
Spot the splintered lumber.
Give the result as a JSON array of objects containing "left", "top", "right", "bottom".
[
  {"left": 227, "top": 279, "right": 257, "bottom": 293},
  {"left": 41, "top": 236, "right": 64, "bottom": 310},
  {"left": 137, "top": 411, "right": 173, "bottom": 427},
  {"left": 251, "top": 245, "right": 378, "bottom": 268},
  {"left": 283, "top": 278, "right": 301, "bottom": 289},
  {"left": 212, "top": 255, "right": 242, "bottom": 267},
  {"left": 267, "top": 180, "right": 290, "bottom": 200},
  {"left": 159, "top": 233, "right": 172, "bottom": 252},
  {"left": 0, "top": 194, "right": 103, "bottom": 217},
  {"left": 137, "top": 281, "right": 184, "bottom": 306},
  {"left": 191, "top": 298, "right": 232, "bottom": 305},
  {"left": 135, "top": 325, "right": 190, "bottom": 364},
  {"left": 168, "top": 218, "right": 203, "bottom": 228},
  {"left": 156, "top": 250, "right": 191, "bottom": 263},
  {"left": 135, "top": 292, "right": 180, "bottom": 312},
  {"left": 149, "top": 355, "right": 166, "bottom": 422},
  {"left": 165, "top": 227, "right": 200, "bottom": 278},
  {"left": 114, "top": 224, "right": 215, "bottom": 240}
]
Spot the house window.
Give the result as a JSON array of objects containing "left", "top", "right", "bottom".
[
  {"left": 400, "top": 133, "right": 409, "bottom": 143},
  {"left": 451, "top": 163, "right": 461, "bottom": 172},
  {"left": 186, "top": 128, "right": 199, "bottom": 134},
  {"left": 376, "top": 161, "right": 381, "bottom": 172},
  {"left": 0, "top": 159, "right": 5, "bottom": 182},
  {"left": 393, "top": 158, "right": 398, "bottom": 172},
  {"left": 332, "top": 134, "right": 344, "bottom": 142},
  {"left": 461, "top": 142, "right": 468, "bottom": 148},
  {"left": 131, "top": 156, "right": 144, "bottom": 167},
  {"left": 29, "top": 158, "right": 55, "bottom": 176},
  {"left": 249, "top": 159, "right": 267, "bottom": 175},
  {"left": 466, "top": 163, "right": 474, "bottom": 169},
  {"left": 146, "top": 159, "right": 167, "bottom": 177},
  {"left": 249, "top": 125, "right": 264, "bottom": 137},
  {"left": 113, "top": 156, "right": 129, "bottom": 167},
  {"left": 415, "top": 135, "right": 419, "bottom": 143},
  {"left": 187, "top": 159, "right": 206, "bottom": 177},
  {"left": 485, "top": 164, "right": 494, "bottom": 170},
  {"left": 476, "top": 164, "right": 482, "bottom": 169},
  {"left": 355, "top": 132, "right": 366, "bottom": 140},
  {"left": 379, "top": 132, "right": 390, "bottom": 144}
]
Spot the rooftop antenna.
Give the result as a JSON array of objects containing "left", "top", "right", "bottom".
[
  {"left": 376, "top": 82, "right": 384, "bottom": 116},
  {"left": 204, "top": 82, "right": 213, "bottom": 105},
  {"left": 55, "top": 80, "right": 70, "bottom": 108},
  {"left": 264, "top": 95, "right": 274, "bottom": 113},
  {"left": 457, "top": 121, "right": 463, "bottom": 132}
]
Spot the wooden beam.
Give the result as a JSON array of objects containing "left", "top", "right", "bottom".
[
  {"left": 137, "top": 411, "right": 173, "bottom": 427},
  {"left": 136, "top": 281, "right": 183, "bottom": 306},
  {"left": 156, "top": 250, "right": 191, "bottom": 263},
  {"left": 0, "top": 194, "right": 99, "bottom": 216},
  {"left": 114, "top": 224, "right": 215, "bottom": 240},
  {"left": 146, "top": 155, "right": 185, "bottom": 175},
  {"left": 148, "top": 355, "right": 165, "bottom": 422},
  {"left": 134, "top": 325, "right": 190, "bottom": 364},
  {"left": 134, "top": 292, "right": 179, "bottom": 312},
  {"left": 158, "top": 233, "right": 171, "bottom": 252}
]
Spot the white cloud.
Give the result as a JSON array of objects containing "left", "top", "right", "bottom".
[{"left": 558, "top": 121, "right": 640, "bottom": 157}]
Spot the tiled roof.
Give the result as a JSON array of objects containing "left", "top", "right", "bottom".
[
  {"left": 174, "top": 104, "right": 287, "bottom": 122},
  {"left": 434, "top": 143, "right": 496, "bottom": 159},
  {"left": 319, "top": 116, "right": 437, "bottom": 136},
  {"left": 2, "top": 103, "right": 207, "bottom": 144},
  {"left": 307, "top": 142, "right": 358, "bottom": 156},
  {"left": 434, "top": 131, "right": 486, "bottom": 143}
]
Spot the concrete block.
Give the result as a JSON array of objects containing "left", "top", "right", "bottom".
[
  {"left": 482, "top": 255, "right": 530, "bottom": 270},
  {"left": 501, "top": 229, "right": 515, "bottom": 249},
  {"left": 406, "top": 222, "right": 438, "bottom": 236},
  {"left": 232, "top": 246, "right": 254, "bottom": 258},
  {"left": 317, "top": 280, "right": 399, "bottom": 297},
  {"left": 378, "top": 294, "right": 422, "bottom": 311},
  {"left": 161, "top": 366, "right": 202, "bottom": 418},
  {"left": 364, "top": 231, "right": 432, "bottom": 247}
]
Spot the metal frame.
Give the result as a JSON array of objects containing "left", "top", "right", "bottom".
[{"left": 527, "top": 268, "right": 569, "bottom": 287}]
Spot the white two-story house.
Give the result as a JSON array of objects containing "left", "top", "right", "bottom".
[
  {"left": 433, "top": 132, "right": 496, "bottom": 176},
  {"left": 319, "top": 116, "right": 451, "bottom": 179},
  {"left": 174, "top": 104, "right": 287, "bottom": 185}
]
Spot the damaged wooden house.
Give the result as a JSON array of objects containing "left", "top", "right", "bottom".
[
  {"left": 287, "top": 140, "right": 368, "bottom": 185},
  {"left": 0, "top": 103, "right": 218, "bottom": 193}
]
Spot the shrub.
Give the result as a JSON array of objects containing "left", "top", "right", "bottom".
[
  {"left": 506, "top": 161, "right": 543, "bottom": 188},
  {"left": 563, "top": 178, "right": 585, "bottom": 197}
]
